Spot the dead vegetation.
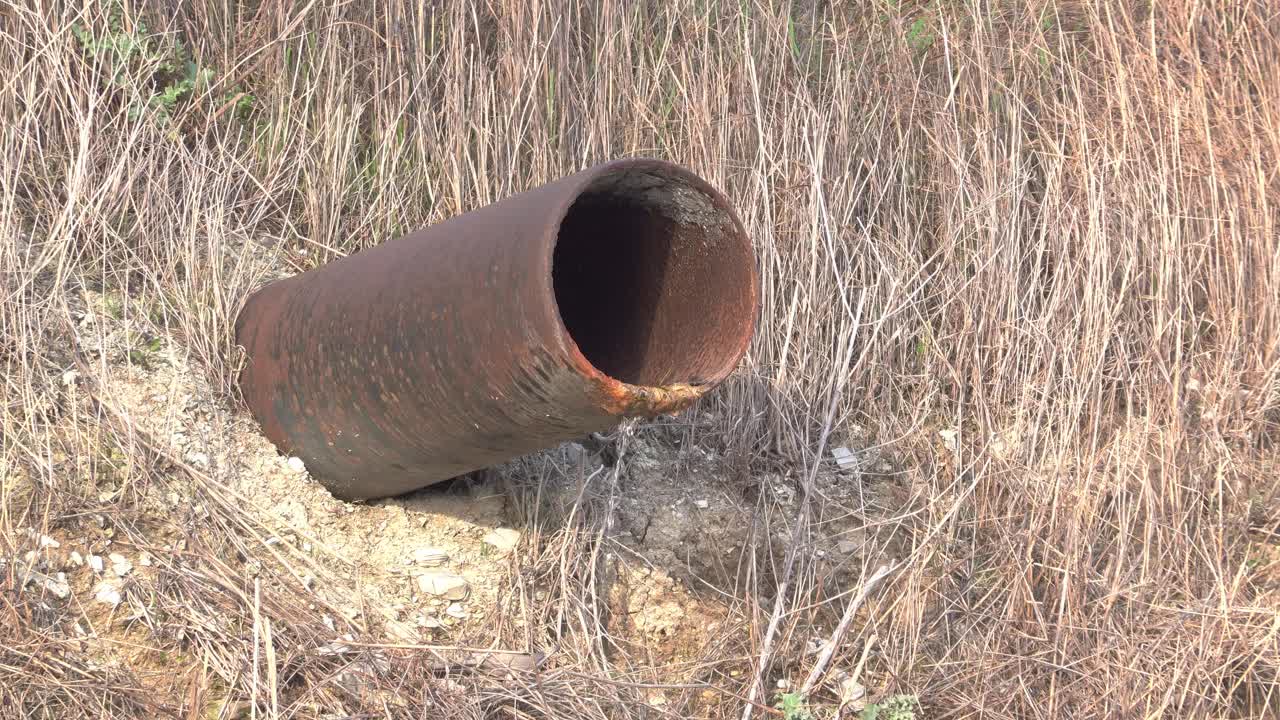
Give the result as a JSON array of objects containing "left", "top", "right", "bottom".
[{"left": 2, "top": 0, "right": 1278, "bottom": 718}]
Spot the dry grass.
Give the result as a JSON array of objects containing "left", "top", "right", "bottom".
[{"left": 3, "top": 0, "right": 1278, "bottom": 718}]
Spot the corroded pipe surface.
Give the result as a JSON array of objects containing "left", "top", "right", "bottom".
[{"left": 235, "top": 159, "right": 758, "bottom": 500}]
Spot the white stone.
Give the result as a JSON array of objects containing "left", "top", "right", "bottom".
[
  {"left": 87, "top": 555, "right": 105, "bottom": 573},
  {"left": 94, "top": 581, "right": 122, "bottom": 606},
  {"left": 287, "top": 457, "right": 306, "bottom": 473},
  {"left": 482, "top": 528, "right": 520, "bottom": 553},
  {"left": 416, "top": 572, "right": 469, "bottom": 600},
  {"left": 413, "top": 547, "right": 449, "bottom": 566},
  {"left": 445, "top": 603, "right": 466, "bottom": 619},
  {"left": 69, "top": 551, "right": 84, "bottom": 567},
  {"left": 108, "top": 553, "right": 132, "bottom": 577},
  {"left": 831, "top": 446, "right": 859, "bottom": 472}
]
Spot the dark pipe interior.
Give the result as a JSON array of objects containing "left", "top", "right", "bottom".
[{"left": 552, "top": 173, "right": 754, "bottom": 387}]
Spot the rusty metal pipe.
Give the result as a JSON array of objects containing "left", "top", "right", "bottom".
[{"left": 235, "top": 159, "right": 758, "bottom": 500}]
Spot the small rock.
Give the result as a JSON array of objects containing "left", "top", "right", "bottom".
[
  {"left": 317, "top": 635, "right": 355, "bottom": 656},
  {"left": 287, "top": 457, "right": 306, "bottom": 473},
  {"left": 416, "top": 615, "right": 443, "bottom": 629},
  {"left": 138, "top": 552, "right": 152, "bottom": 567},
  {"left": 109, "top": 553, "right": 132, "bottom": 577},
  {"left": 938, "top": 428, "right": 960, "bottom": 455},
  {"left": 61, "top": 369, "right": 79, "bottom": 386},
  {"left": 836, "top": 539, "right": 862, "bottom": 555},
  {"left": 417, "top": 572, "right": 469, "bottom": 600},
  {"left": 831, "top": 446, "right": 859, "bottom": 472},
  {"left": 87, "top": 555, "right": 105, "bottom": 573},
  {"left": 94, "top": 581, "right": 122, "bottom": 607},
  {"left": 69, "top": 551, "right": 84, "bottom": 567},
  {"left": 38, "top": 535, "right": 60, "bottom": 549},
  {"left": 692, "top": 499, "right": 710, "bottom": 510},
  {"left": 837, "top": 674, "right": 867, "bottom": 711},
  {"left": 445, "top": 603, "right": 466, "bottom": 619},
  {"left": 25, "top": 571, "right": 70, "bottom": 599},
  {"left": 413, "top": 547, "right": 449, "bottom": 566},
  {"left": 482, "top": 528, "right": 520, "bottom": 553}
]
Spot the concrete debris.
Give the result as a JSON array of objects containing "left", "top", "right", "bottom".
[
  {"left": 831, "top": 446, "right": 859, "bottom": 472},
  {"left": 481, "top": 528, "right": 520, "bottom": 553},
  {"left": 316, "top": 635, "right": 356, "bottom": 656},
  {"left": 108, "top": 553, "right": 133, "bottom": 577},
  {"left": 417, "top": 572, "right": 469, "bottom": 600},
  {"left": 94, "top": 581, "right": 123, "bottom": 607},
  {"left": 23, "top": 571, "right": 71, "bottom": 599},
  {"left": 413, "top": 547, "right": 449, "bottom": 566}
]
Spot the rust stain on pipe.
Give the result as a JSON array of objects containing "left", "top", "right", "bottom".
[{"left": 234, "top": 159, "right": 758, "bottom": 500}]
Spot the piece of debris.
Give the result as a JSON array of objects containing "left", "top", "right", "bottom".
[
  {"left": 87, "top": 555, "right": 105, "bottom": 573},
  {"left": 94, "top": 581, "right": 123, "bottom": 607},
  {"left": 287, "top": 457, "right": 307, "bottom": 473},
  {"left": 413, "top": 547, "right": 449, "bottom": 566},
  {"left": 138, "top": 552, "right": 153, "bottom": 567},
  {"left": 417, "top": 572, "right": 469, "bottom": 600},
  {"left": 69, "top": 551, "right": 84, "bottom": 567},
  {"left": 837, "top": 673, "right": 868, "bottom": 712},
  {"left": 317, "top": 635, "right": 356, "bottom": 656},
  {"left": 108, "top": 553, "right": 133, "bottom": 577},
  {"left": 38, "top": 535, "right": 60, "bottom": 549},
  {"left": 836, "top": 539, "right": 862, "bottom": 555},
  {"left": 25, "top": 571, "right": 71, "bottom": 599},
  {"left": 416, "top": 615, "right": 443, "bottom": 629},
  {"left": 185, "top": 451, "right": 210, "bottom": 469},
  {"left": 692, "top": 499, "right": 710, "bottom": 509},
  {"left": 938, "top": 428, "right": 960, "bottom": 456},
  {"left": 445, "top": 603, "right": 467, "bottom": 619},
  {"left": 831, "top": 446, "right": 859, "bottom": 473},
  {"left": 482, "top": 528, "right": 520, "bottom": 553}
]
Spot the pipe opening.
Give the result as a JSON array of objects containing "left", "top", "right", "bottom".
[{"left": 552, "top": 167, "right": 755, "bottom": 387}]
